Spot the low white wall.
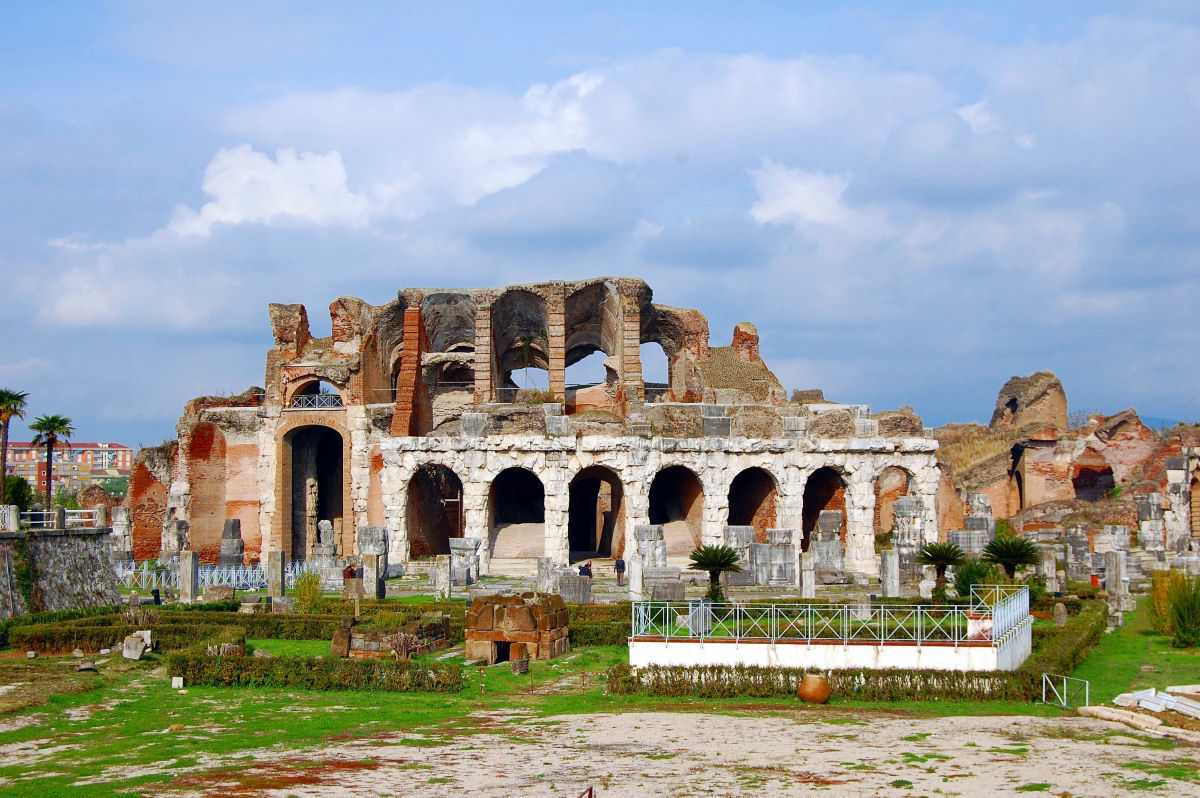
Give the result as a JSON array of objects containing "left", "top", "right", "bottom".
[{"left": 630, "top": 619, "right": 1033, "bottom": 672}]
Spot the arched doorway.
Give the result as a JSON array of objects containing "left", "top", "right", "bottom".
[
  {"left": 488, "top": 467, "right": 545, "bottom": 558},
  {"left": 801, "top": 467, "right": 846, "bottom": 552},
  {"left": 727, "top": 467, "right": 777, "bottom": 542},
  {"left": 406, "top": 464, "right": 464, "bottom": 558},
  {"left": 873, "top": 466, "right": 912, "bottom": 553},
  {"left": 285, "top": 425, "right": 344, "bottom": 562},
  {"left": 648, "top": 465, "right": 704, "bottom": 555},
  {"left": 568, "top": 466, "right": 624, "bottom": 561}
]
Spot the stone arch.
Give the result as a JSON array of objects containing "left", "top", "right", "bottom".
[
  {"left": 490, "top": 289, "right": 549, "bottom": 396},
  {"left": 420, "top": 292, "right": 477, "bottom": 353},
  {"left": 564, "top": 281, "right": 622, "bottom": 384},
  {"left": 286, "top": 377, "right": 346, "bottom": 408},
  {"left": 648, "top": 465, "right": 704, "bottom": 555},
  {"left": 273, "top": 415, "right": 353, "bottom": 562},
  {"left": 801, "top": 466, "right": 847, "bottom": 552},
  {"left": 282, "top": 425, "right": 344, "bottom": 562},
  {"left": 873, "top": 465, "right": 913, "bottom": 550},
  {"left": 1071, "top": 447, "right": 1114, "bottom": 501},
  {"left": 727, "top": 466, "right": 778, "bottom": 542},
  {"left": 568, "top": 465, "right": 625, "bottom": 561},
  {"left": 406, "top": 463, "right": 465, "bottom": 558},
  {"left": 488, "top": 467, "right": 545, "bottom": 558},
  {"left": 186, "top": 421, "right": 226, "bottom": 562}
]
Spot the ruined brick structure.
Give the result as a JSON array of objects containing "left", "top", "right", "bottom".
[{"left": 132, "top": 277, "right": 949, "bottom": 576}]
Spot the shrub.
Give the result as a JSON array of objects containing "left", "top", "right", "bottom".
[
  {"left": 292, "top": 572, "right": 323, "bottom": 614},
  {"left": 1167, "top": 573, "right": 1200, "bottom": 648},
  {"left": 953, "top": 559, "right": 1000, "bottom": 599},
  {"left": 1149, "top": 570, "right": 1182, "bottom": 637},
  {"left": 167, "top": 653, "right": 464, "bottom": 692},
  {"left": 10, "top": 621, "right": 240, "bottom": 655},
  {"left": 570, "top": 621, "right": 630, "bottom": 646},
  {"left": 0, "top": 605, "right": 118, "bottom": 648}
]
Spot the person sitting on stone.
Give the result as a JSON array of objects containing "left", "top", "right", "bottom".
[{"left": 579, "top": 561, "right": 593, "bottom": 578}]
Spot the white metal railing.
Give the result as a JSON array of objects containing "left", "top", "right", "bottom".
[
  {"left": 65, "top": 509, "right": 98, "bottom": 527},
  {"left": 114, "top": 561, "right": 316, "bottom": 591},
  {"left": 1042, "top": 673, "right": 1090, "bottom": 709},
  {"left": 290, "top": 393, "right": 343, "bottom": 409},
  {"left": 18, "top": 509, "right": 98, "bottom": 528},
  {"left": 972, "top": 585, "right": 1030, "bottom": 640},
  {"left": 632, "top": 587, "right": 1030, "bottom": 648}
]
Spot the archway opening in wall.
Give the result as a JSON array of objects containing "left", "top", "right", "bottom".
[
  {"left": 801, "top": 467, "right": 846, "bottom": 552},
  {"left": 640, "top": 342, "right": 669, "bottom": 402},
  {"left": 1014, "top": 471, "right": 1026, "bottom": 511},
  {"left": 291, "top": 379, "right": 343, "bottom": 409},
  {"left": 1072, "top": 464, "right": 1115, "bottom": 502},
  {"left": 565, "top": 350, "right": 613, "bottom": 414},
  {"left": 489, "top": 467, "right": 545, "bottom": 559},
  {"left": 568, "top": 466, "right": 624, "bottom": 562},
  {"left": 727, "top": 467, "right": 777, "bottom": 543},
  {"left": 285, "top": 425, "right": 344, "bottom": 563},
  {"left": 873, "top": 466, "right": 911, "bottom": 553},
  {"left": 406, "top": 464, "right": 464, "bottom": 558},
  {"left": 1191, "top": 473, "right": 1200, "bottom": 539},
  {"left": 648, "top": 465, "right": 704, "bottom": 555}
]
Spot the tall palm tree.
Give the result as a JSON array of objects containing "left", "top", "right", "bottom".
[
  {"left": 915, "top": 541, "right": 966, "bottom": 594},
  {"left": 688, "top": 544, "right": 742, "bottom": 603},
  {"left": 0, "top": 389, "right": 29, "bottom": 505},
  {"left": 29, "top": 414, "right": 74, "bottom": 507},
  {"left": 983, "top": 535, "right": 1039, "bottom": 580}
]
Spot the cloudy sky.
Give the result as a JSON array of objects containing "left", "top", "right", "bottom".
[{"left": 2, "top": 1, "right": 1198, "bottom": 446}]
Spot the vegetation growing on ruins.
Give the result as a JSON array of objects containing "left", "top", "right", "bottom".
[
  {"left": 688, "top": 544, "right": 742, "bottom": 602},
  {"left": 983, "top": 535, "right": 1040, "bottom": 580}
]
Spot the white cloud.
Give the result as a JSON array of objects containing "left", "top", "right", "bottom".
[{"left": 750, "top": 161, "right": 855, "bottom": 227}]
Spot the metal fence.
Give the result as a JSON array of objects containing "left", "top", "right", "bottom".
[
  {"left": 1042, "top": 673, "right": 1090, "bottom": 708},
  {"left": 290, "top": 393, "right": 343, "bottom": 409},
  {"left": 18, "top": 509, "right": 99, "bottom": 528},
  {"left": 631, "top": 586, "right": 1029, "bottom": 647},
  {"left": 114, "top": 561, "right": 315, "bottom": 591},
  {"left": 971, "top": 584, "right": 1029, "bottom": 640}
]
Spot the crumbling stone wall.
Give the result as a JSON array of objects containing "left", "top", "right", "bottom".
[
  {"left": 129, "top": 441, "right": 174, "bottom": 561},
  {"left": 0, "top": 528, "right": 120, "bottom": 618}
]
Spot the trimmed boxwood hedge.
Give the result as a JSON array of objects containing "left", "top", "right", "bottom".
[
  {"left": 607, "top": 600, "right": 1109, "bottom": 702},
  {"left": 166, "top": 653, "right": 464, "bottom": 692},
  {"left": 0, "top": 605, "right": 118, "bottom": 648},
  {"left": 10, "top": 621, "right": 242, "bottom": 655}
]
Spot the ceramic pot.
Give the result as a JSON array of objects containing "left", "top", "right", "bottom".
[{"left": 797, "top": 673, "right": 831, "bottom": 704}]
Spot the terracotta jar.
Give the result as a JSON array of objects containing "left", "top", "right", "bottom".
[{"left": 797, "top": 673, "right": 831, "bottom": 704}]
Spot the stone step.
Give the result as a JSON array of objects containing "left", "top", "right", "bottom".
[{"left": 487, "top": 558, "right": 539, "bottom": 578}]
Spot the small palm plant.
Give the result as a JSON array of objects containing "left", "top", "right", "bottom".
[
  {"left": 915, "top": 541, "right": 966, "bottom": 596},
  {"left": 688, "top": 544, "right": 742, "bottom": 603},
  {"left": 982, "top": 534, "right": 1039, "bottom": 580}
]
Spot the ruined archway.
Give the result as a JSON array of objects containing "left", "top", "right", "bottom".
[
  {"left": 288, "top": 379, "right": 344, "bottom": 409},
  {"left": 284, "top": 425, "right": 344, "bottom": 563},
  {"left": 648, "top": 465, "right": 704, "bottom": 555},
  {"left": 1072, "top": 448, "right": 1114, "bottom": 502},
  {"left": 491, "top": 289, "right": 549, "bottom": 400},
  {"left": 873, "top": 466, "right": 912, "bottom": 552},
  {"left": 488, "top": 467, "right": 545, "bottom": 558},
  {"left": 727, "top": 467, "right": 777, "bottom": 542},
  {"left": 801, "top": 467, "right": 846, "bottom": 552},
  {"left": 568, "top": 466, "right": 624, "bottom": 561},
  {"left": 406, "top": 464, "right": 464, "bottom": 558}
]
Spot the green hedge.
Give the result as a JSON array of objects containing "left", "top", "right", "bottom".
[
  {"left": 569, "top": 621, "right": 630, "bottom": 646},
  {"left": 606, "top": 600, "right": 1109, "bottom": 702},
  {"left": 10, "top": 622, "right": 241, "bottom": 655},
  {"left": 0, "top": 605, "right": 118, "bottom": 648},
  {"left": 166, "top": 654, "right": 464, "bottom": 692}
]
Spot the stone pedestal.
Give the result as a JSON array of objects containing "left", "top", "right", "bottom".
[
  {"left": 766, "top": 528, "right": 796, "bottom": 586},
  {"left": 880, "top": 550, "right": 900, "bottom": 598},
  {"left": 357, "top": 525, "right": 389, "bottom": 599},
  {"left": 558, "top": 573, "right": 593, "bottom": 605},
  {"left": 178, "top": 550, "right": 200, "bottom": 604},
  {"left": 892, "top": 497, "right": 925, "bottom": 581},
  {"left": 160, "top": 520, "right": 189, "bottom": 562},
  {"left": 1104, "top": 550, "right": 1127, "bottom": 597},
  {"left": 110, "top": 506, "right": 133, "bottom": 562},
  {"left": 219, "top": 519, "right": 245, "bottom": 567},
  {"left": 1039, "top": 548, "right": 1059, "bottom": 594},
  {"left": 799, "top": 554, "right": 816, "bottom": 599},
  {"left": 430, "top": 555, "right": 452, "bottom": 599},
  {"left": 644, "top": 567, "right": 684, "bottom": 600},
  {"left": 634, "top": 525, "right": 667, "bottom": 569},
  {"left": 628, "top": 553, "right": 644, "bottom": 601},
  {"left": 948, "top": 530, "right": 986, "bottom": 556},
  {"left": 266, "top": 550, "right": 285, "bottom": 598},
  {"left": 2, "top": 505, "right": 19, "bottom": 533},
  {"left": 448, "top": 537, "right": 481, "bottom": 586},
  {"left": 812, "top": 512, "right": 845, "bottom": 584},
  {"left": 723, "top": 525, "right": 756, "bottom": 586}
]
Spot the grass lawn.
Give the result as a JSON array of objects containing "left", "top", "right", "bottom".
[
  {"left": 247, "top": 639, "right": 330, "bottom": 657},
  {"left": 1071, "top": 597, "right": 1200, "bottom": 702}
]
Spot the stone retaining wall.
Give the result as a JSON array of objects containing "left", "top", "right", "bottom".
[{"left": 0, "top": 527, "right": 120, "bottom": 618}]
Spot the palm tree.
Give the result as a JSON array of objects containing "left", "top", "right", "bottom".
[
  {"left": 29, "top": 414, "right": 74, "bottom": 507},
  {"left": 688, "top": 544, "right": 742, "bottom": 603},
  {"left": 0, "top": 389, "right": 28, "bottom": 505},
  {"left": 915, "top": 541, "right": 966, "bottom": 594},
  {"left": 983, "top": 534, "right": 1039, "bottom": 580}
]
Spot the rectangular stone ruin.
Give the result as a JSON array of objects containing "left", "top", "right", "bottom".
[
  {"left": 1105, "top": 524, "right": 1131, "bottom": 552},
  {"left": 723, "top": 525, "right": 756, "bottom": 586},
  {"left": 536, "top": 557, "right": 564, "bottom": 594},
  {"left": 337, "top": 613, "right": 451, "bottom": 660},
  {"left": 357, "top": 525, "right": 389, "bottom": 599},
  {"left": 266, "top": 550, "right": 284, "bottom": 598},
  {"left": 429, "top": 554, "right": 452, "bottom": 599},
  {"left": 178, "top": 550, "right": 200, "bottom": 604},
  {"left": 644, "top": 567, "right": 685, "bottom": 601},
  {"left": 312, "top": 520, "right": 343, "bottom": 589},
  {"left": 1065, "top": 534, "right": 1092, "bottom": 583},
  {"left": 948, "top": 529, "right": 987, "bottom": 556},
  {"left": 799, "top": 553, "right": 816, "bottom": 599},
  {"left": 110, "top": 506, "right": 134, "bottom": 563},
  {"left": 627, "top": 552, "right": 644, "bottom": 601},
  {"left": 2, "top": 505, "right": 19, "bottom": 533},
  {"left": 545, "top": 415, "right": 571, "bottom": 436},
  {"left": 880, "top": 549, "right": 900, "bottom": 598},
  {"left": 749, "top": 542, "right": 770, "bottom": 585},
  {"left": 634, "top": 525, "right": 667, "bottom": 569},
  {"left": 782, "top": 415, "right": 807, "bottom": 438},
  {"left": 448, "top": 537, "right": 480, "bottom": 586},
  {"left": 1037, "top": 546, "right": 1060, "bottom": 594},
  {"left": 701, "top": 415, "right": 731, "bottom": 437},
  {"left": 464, "top": 593, "right": 570, "bottom": 664},
  {"left": 812, "top": 510, "right": 846, "bottom": 584},
  {"left": 557, "top": 573, "right": 593, "bottom": 605},
  {"left": 219, "top": 519, "right": 245, "bottom": 567},
  {"left": 160, "top": 520, "right": 189, "bottom": 561},
  {"left": 460, "top": 412, "right": 487, "bottom": 437},
  {"left": 891, "top": 496, "right": 924, "bottom": 581},
  {"left": 1092, "top": 529, "right": 1118, "bottom": 554},
  {"left": 766, "top": 528, "right": 796, "bottom": 586}
]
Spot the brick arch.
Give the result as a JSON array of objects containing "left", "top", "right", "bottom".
[
  {"left": 272, "top": 413, "right": 354, "bottom": 561},
  {"left": 727, "top": 466, "right": 778, "bottom": 542},
  {"left": 283, "top": 376, "right": 349, "bottom": 407},
  {"left": 406, "top": 463, "right": 466, "bottom": 558},
  {"left": 568, "top": 465, "right": 625, "bottom": 560},
  {"left": 648, "top": 464, "right": 705, "bottom": 554},
  {"left": 800, "top": 466, "right": 848, "bottom": 551},
  {"left": 873, "top": 465, "right": 914, "bottom": 538}
]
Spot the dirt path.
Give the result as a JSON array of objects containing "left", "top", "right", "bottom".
[{"left": 164, "top": 711, "right": 1200, "bottom": 797}]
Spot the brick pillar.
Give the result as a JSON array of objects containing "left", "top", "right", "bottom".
[
  {"left": 389, "top": 306, "right": 424, "bottom": 436},
  {"left": 547, "top": 287, "right": 566, "bottom": 399},
  {"left": 621, "top": 302, "right": 644, "bottom": 401},
  {"left": 474, "top": 303, "right": 492, "bottom": 403}
]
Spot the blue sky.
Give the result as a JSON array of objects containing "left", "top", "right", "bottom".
[{"left": 2, "top": 1, "right": 1198, "bottom": 446}]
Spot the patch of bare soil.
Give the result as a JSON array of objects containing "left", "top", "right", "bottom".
[{"left": 150, "top": 711, "right": 1200, "bottom": 797}]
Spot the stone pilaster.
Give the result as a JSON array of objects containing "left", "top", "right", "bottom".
[{"left": 547, "top": 286, "right": 567, "bottom": 399}]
